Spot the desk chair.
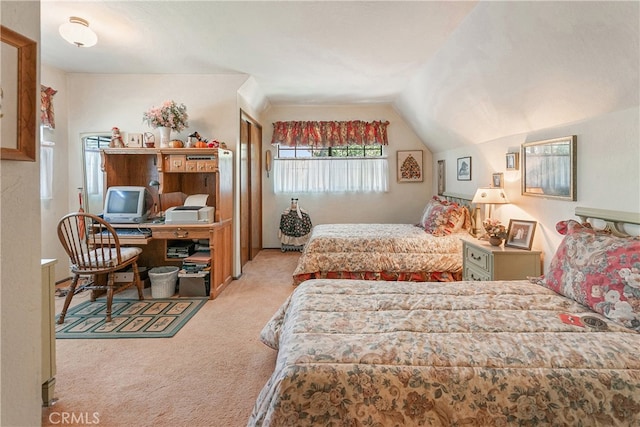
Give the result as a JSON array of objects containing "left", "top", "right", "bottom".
[{"left": 57, "top": 212, "right": 144, "bottom": 324}]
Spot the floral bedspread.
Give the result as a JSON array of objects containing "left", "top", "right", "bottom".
[
  {"left": 249, "top": 279, "right": 640, "bottom": 426},
  {"left": 292, "top": 224, "right": 466, "bottom": 285}
]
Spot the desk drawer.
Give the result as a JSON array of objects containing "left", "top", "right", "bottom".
[
  {"left": 465, "top": 245, "right": 490, "bottom": 272},
  {"left": 153, "top": 228, "right": 210, "bottom": 240}
]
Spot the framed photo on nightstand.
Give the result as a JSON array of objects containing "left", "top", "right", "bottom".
[{"left": 505, "top": 219, "right": 537, "bottom": 250}]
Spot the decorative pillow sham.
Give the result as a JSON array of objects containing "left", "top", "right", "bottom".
[
  {"left": 420, "top": 196, "right": 469, "bottom": 236},
  {"left": 537, "top": 219, "right": 640, "bottom": 331}
]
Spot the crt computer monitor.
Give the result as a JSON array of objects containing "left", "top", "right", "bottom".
[{"left": 103, "top": 186, "right": 153, "bottom": 224}]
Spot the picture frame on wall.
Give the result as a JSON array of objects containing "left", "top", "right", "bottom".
[
  {"left": 492, "top": 172, "right": 503, "bottom": 188},
  {"left": 1, "top": 25, "right": 37, "bottom": 161},
  {"left": 522, "top": 135, "right": 577, "bottom": 201},
  {"left": 506, "top": 152, "right": 519, "bottom": 170},
  {"left": 437, "top": 160, "right": 445, "bottom": 195},
  {"left": 397, "top": 150, "right": 423, "bottom": 183},
  {"left": 505, "top": 219, "right": 537, "bottom": 250},
  {"left": 456, "top": 156, "right": 471, "bottom": 181}
]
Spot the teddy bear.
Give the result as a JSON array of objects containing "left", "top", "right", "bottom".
[{"left": 110, "top": 127, "right": 125, "bottom": 148}]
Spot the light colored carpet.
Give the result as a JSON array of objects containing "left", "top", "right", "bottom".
[{"left": 42, "top": 249, "right": 300, "bottom": 427}]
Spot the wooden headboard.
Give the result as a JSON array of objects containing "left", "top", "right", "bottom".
[{"left": 575, "top": 207, "right": 640, "bottom": 237}]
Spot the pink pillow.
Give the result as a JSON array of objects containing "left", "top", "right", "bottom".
[
  {"left": 420, "top": 197, "right": 469, "bottom": 236},
  {"left": 538, "top": 220, "right": 640, "bottom": 331}
]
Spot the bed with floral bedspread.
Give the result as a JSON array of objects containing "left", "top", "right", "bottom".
[
  {"left": 291, "top": 197, "right": 472, "bottom": 285},
  {"left": 249, "top": 279, "right": 640, "bottom": 426},
  {"left": 292, "top": 223, "right": 469, "bottom": 285}
]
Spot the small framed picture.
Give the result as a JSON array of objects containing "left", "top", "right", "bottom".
[
  {"left": 505, "top": 219, "right": 537, "bottom": 250},
  {"left": 457, "top": 156, "right": 471, "bottom": 181},
  {"left": 506, "top": 152, "right": 519, "bottom": 170},
  {"left": 492, "top": 172, "right": 503, "bottom": 188},
  {"left": 397, "top": 150, "right": 423, "bottom": 183},
  {"left": 437, "top": 160, "right": 445, "bottom": 195},
  {"left": 126, "top": 132, "right": 143, "bottom": 148}
]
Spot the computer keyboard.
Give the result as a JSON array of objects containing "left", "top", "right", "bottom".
[
  {"left": 100, "top": 228, "right": 152, "bottom": 238},
  {"left": 117, "top": 228, "right": 152, "bottom": 237}
]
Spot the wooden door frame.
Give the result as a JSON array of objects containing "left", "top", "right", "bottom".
[{"left": 239, "top": 109, "right": 263, "bottom": 268}]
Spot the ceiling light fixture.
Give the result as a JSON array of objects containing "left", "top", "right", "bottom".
[{"left": 59, "top": 16, "right": 98, "bottom": 48}]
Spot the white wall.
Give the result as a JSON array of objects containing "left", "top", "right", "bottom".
[
  {"left": 262, "top": 104, "right": 433, "bottom": 248},
  {"left": 434, "top": 106, "right": 640, "bottom": 273},
  {"left": 0, "top": 1, "right": 43, "bottom": 425}
]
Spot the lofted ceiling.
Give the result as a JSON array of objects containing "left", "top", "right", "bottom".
[{"left": 41, "top": 1, "right": 639, "bottom": 153}]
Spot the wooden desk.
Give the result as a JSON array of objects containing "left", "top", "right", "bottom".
[{"left": 101, "top": 219, "right": 232, "bottom": 298}]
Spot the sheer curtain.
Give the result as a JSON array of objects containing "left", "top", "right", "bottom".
[
  {"left": 85, "top": 149, "right": 103, "bottom": 196},
  {"left": 40, "top": 141, "right": 55, "bottom": 200},
  {"left": 274, "top": 157, "right": 388, "bottom": 193}
]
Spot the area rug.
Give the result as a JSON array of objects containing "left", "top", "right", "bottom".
[{"left": 55, "top": 298, "right": 208, "bottom": 339}]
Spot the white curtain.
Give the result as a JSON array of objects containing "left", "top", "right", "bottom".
[
  {"left": 273, "top": 157, "right": 388, "bottom": 193},
  {"left": 85, "top": 149, "right": 103, "bottom": 196},
  {"left": 40, "top": 141, "right": 55, "bottom": 200}
]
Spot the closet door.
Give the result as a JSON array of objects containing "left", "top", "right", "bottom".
[
  {"left": 239, "top": 119, "right": 250, "bottom": 269},
  {"left": 239, "top": 111, "right": 263, "bottom": 270},
  {"left": 249, "top": 121, "right": 262, "bottom": 259}
]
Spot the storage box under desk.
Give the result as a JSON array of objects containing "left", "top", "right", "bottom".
[{"left": 179, "top": 273, "right": 210, "bottom": 297}]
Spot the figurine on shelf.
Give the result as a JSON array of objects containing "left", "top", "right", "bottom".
[
  {"left": 110, "top": 127, "right": 125, "bottom": 148},
  {"left": 188, "top": 131, "right": 209, "bottom": 148}
]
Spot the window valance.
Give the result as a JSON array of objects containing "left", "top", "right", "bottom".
[{"left": 271, "top": 120, "right": 389, "bottom": 147}]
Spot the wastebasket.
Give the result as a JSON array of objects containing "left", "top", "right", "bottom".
[{"left": 149, "top": 266, "right": 179, "bottom": 298}]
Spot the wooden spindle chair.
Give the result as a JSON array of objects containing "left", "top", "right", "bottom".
[{"left": 57, "top": 212, "right": 144, "bottom": 323}]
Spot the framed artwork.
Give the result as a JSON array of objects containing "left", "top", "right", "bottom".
[
  {"left": 456, "top": 156, "right": 471, "bottom": 181},
  {"left": 506, "top": 152, "right": 519, "bottom": 170},
  {"left": 397, "top": 150, "right": 423, "bottom": 183},
  {"left": 492, "top": 172, "right": 503, "bottom": 188},
  {"left": 126, "top": 133, "right": 143, "bottom": 148},
  {"left": 437, "top": 160, "right": 445, "bottom": 195},
  {"left": 505, "top": 219, "right": 537, "bottom": 250},
  {"left": 1, "top": 26, "right": 37, "bottom": 161},
  {"left": 522, "top": 135, "right": 577, "bottom": 201}
]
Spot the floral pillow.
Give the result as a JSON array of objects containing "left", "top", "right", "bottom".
[
  {"left": 420, "top": 197, "right": 469, "bottom": 236},
  {"left": 536, "top": 219, "right": 640, "bottom": 331}
]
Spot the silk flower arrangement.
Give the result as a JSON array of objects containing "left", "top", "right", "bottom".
[{"left": 142, "top": 100, "right": 188, "bottom": 132}]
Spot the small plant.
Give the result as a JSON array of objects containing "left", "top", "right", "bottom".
[{"left": 483, "top": 218, "right": 507, "bottom": 239}]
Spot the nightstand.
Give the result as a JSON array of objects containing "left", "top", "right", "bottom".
[{"left": 462, "top": 239, "right": 542, "bottom": 281}]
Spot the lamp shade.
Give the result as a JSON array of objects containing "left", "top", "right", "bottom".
[
  {"left": 59, "top": 17, "right": 98, "bottom": 48},
  {"left": 472, "top": 187, "right": 509, "bottom": 204}
]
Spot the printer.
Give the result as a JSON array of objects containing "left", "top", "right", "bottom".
[{"left": 165, "top": 194, "right": 215, "bottom": 224}]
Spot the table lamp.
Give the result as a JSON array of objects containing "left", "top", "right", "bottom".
[{"left": 471, "top": 187, "right": 509, "bottom": 236}]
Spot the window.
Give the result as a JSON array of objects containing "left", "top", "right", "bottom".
[
  {"left": 277, "top": 144, "right": 383, "bottom": 158},
  {"left": 82, "top": 133, "right": 111, "bottom": 214},
  {"left": 273, "top": 144, "right": 388, "bottom": 193},
  {"left": 271, "top": 120, "right": 390, "bottom": 193}
]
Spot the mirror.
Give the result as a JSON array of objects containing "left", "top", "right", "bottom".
[
  {"left": 1, "top": 25, "right": 37, "bottom": 161},
  {"left": 81, "top": 132, "right": 111, "bottom": 214},
  {"left": 522, "top": 135, "right": 577, "bottom": 201}
]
